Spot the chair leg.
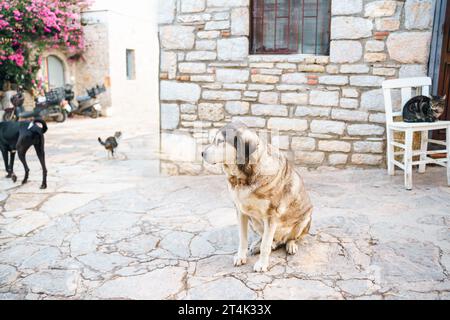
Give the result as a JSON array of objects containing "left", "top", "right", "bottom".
[
  {"left": 387, "top": 128, "right": 395, "bottom": 176},
  {"left": 447, "top": 126, "right": 450, "bottom": 186},
  {"left": 418, "top": 130, "right": 428, "bottom": 174},
  {"left": 404, "top": 130, "right": 413, "bottom": 190}
]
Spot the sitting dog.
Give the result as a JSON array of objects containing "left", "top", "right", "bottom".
[
  {"left": 203, "top": 122, "right": 313, "bottom": 272},
  {"left": 0, "top": 120, "right": 48, "bottom": 189}
]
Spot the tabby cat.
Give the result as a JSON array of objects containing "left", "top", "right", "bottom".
[
  {"left": 98, "top": 131, "right": 122, "bottom": 158},
  {"left": 403, "top": 95, "right": 446, "bottom": 123}
]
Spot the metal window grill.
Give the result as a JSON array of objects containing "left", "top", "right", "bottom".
[{"left": 251, "top": 0, "right": 331, "bottom": 55}]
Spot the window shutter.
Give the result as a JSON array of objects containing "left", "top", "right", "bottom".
[
  {"left": 252, "top": 0, "right": 265, "bottom": 53},
  {"left": 288, "top": 0, "right": 300, "bottom": 53}
]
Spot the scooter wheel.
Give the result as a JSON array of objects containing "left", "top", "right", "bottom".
[
  {"left": 3, "top": 111, "right": 16, "bottom": 122},
  {"left": 90, "top": 110, "right": 99, "bottom": 119},
  {"left": 54, "top": 111, "right": 67, "bottom": 123}
]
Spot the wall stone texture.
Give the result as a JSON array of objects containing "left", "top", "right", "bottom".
[
  {"left": 158, "top": 0, "right": 435, "bottom": 175},
  {"left": 73, "top": 15, "right": 112, "bottom": 111}
]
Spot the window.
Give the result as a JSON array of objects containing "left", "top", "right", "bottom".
[
  {"left": 251, "top": 0, "right": 331, "bottom": 55},
  {"left": 126, "top": 49, "right": 136, "bottom": 80}
]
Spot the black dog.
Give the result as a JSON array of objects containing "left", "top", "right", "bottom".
[{"left": 0, "top": 120, "right": 48, "bottom": 189}]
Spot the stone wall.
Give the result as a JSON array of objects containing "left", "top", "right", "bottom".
[
  {"left": 74, "top": 11, "right": 112, "bottom": 112},
  {"left": 77, "top": 3, "right": 159, "bottom": 119},
  {"left": 158, "top": 0, "right": 435, "bottom": 175}
]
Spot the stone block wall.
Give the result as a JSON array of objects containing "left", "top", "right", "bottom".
[
  {"left": 158, "top": 0, "right": 435, "bottom": 175},
  {"left": 74, "top": 11, "right": 112, "bottom": 111}
]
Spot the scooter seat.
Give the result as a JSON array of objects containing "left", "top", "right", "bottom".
[
  {"left": 19, "top": 111, "right": 37, "bottom": 118},
  {"left": 77, "top": 95, "right": 91, "bottom": 103}
]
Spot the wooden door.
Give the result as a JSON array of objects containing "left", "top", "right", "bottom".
[
  {"left": 45, "top": 55, "right": 66, "bottom": 89},
  {"left": 436, "top": 1, "right": 450, "bottom": 140}
]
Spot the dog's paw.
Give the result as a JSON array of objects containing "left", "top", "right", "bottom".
[
  {"left": 233, "top": 254, "right": 247, "bottom": 267},
  {"left": 253, "top": 259, "right": 269, "bottom": 272},
  {"left": 286, "top": 241, "right": 298, "bottom": 255},
  {"left": 272, "top": 241, "right": 282, "bottom": 251},
  {"left": 21, "top": 179, "right": 28, "bottom": 185},
  {"left": 11, "top": 175, "right": 17, "bottom": 183},
  {"left": 40, "top": 184, "right": 47, "bottom": 190}
]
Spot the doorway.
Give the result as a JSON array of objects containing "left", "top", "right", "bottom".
[{"left": 44, "top": 55, "right": 66, "bottom": 89}]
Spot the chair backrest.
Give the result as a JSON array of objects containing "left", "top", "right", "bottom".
[{"left": 382, "top": 77, "right": 432, "bottom": 125}]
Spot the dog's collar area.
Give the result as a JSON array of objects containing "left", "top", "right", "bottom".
[
  {"left": 27, "top": 122, "right": 44, "bottom": 130},
  {"left": 228, "top": 175, "right": 251, "bottom": 188}
]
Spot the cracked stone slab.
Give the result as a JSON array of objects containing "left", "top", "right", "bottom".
[
  {"left": 0, "top": 293, "right": 24, "bottom": 300},
  {"left": 25, "top": 216, "right": 77, "bottom": 247},
  {"left": 79, "top": 212, "right": 141, "bottom": 233},
  {"left": 3, "top": 212, "right": 50, "bottom": 236},
  {"left": 92, "top": 266, "right": 185, "bottom": 299},
  {"left": 159, "top": 231, "right": 194, "bottom": 259},
  {"left": 0, "top": 192, "right": 7, "bottom": 202},
  {"left": 20, "top": 247, "right": 62, "bottom": 270},
  {"left": 264, "top": 279, "right": 343, "bottom": 299},
  {"left": 204, "top": 207, "right": 237, "bottom": 228},
  {"left": 186, "top": 277, "right": 257, "bottom": 300},
  {"left": 14, "top": 181, "right": 58, "bottom": 194},
  {"left": 78, "top": 252, "right": 135, "bottom": 273},
  {"left": 0, "top": 245, "right": 42, "bottom": 266},
  {"left": 0, "top": 265, "right": 18, "bottom": 286},
  {"left": 194, "top": 255, "right": 250, "bottom": 278},
  {"left": 189, "top": 234, "right": 217, "bottom": 258},
  {"left": 0, "top": 180, "right": 17, "bottom": 192},
  {"left": 70, "top": 232, "right": 100, "bottom": 257},
  {"left": 40, "top": 194, "right": 100, "bottom": 218},
  {"left": 1, "top": 209, "right": 34, "bottom": 219},
  {"left": 59, "top": 182, "right": 134, "bottom": 194},
  {"left": 337, "top": 279, "right": 379, "bottom": 297},
  {"left": 4, "top": 194, "right": 48, "bottom": 211},
  {"left": 116, "top": 234, "right": 160, "bottom": 257},
  {"left": 286, "top": 237, "right": 366, "bottom": 279},
  {"left": 20, "top": 270, "right": 80, "bottom": 296},
  {"left": 372, "top": 242, "right": 445, "bottom": 284}
]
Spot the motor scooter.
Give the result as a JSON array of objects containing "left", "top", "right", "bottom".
[
  {"left": 2, "top": 87, "right": 25, "bottom": 122},
  {"left": 64, "top": 84, "right": 106, "bottom": 119},
  {"left": 19, "top": 87, "right": 68, "bottom": 123}
]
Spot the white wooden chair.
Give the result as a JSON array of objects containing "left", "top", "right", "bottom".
[{"left": 382, "top": 77, "right": 450, "bottom": 190}]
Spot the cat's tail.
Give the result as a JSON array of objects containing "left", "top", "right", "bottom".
[{"left": 98, "top": 137, "right": 106, "bottom": 146}]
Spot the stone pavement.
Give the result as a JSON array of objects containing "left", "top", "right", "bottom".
[{"left": 0, "top": 117, "right": 449, "bottom": 300}]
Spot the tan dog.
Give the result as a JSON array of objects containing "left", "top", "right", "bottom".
[{"left": 203, "top": 122, "right": 313, "bottom": 272}]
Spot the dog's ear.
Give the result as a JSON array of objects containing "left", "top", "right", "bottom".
[{"left": 234, "top": 132, "right": 257, "bottom": 167}]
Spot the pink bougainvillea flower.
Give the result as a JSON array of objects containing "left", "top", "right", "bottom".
[
  {"left": 0, "top": 0, "right": 91, "bottom": 89},
  {"left": 8, "top": 52, "right": 25, "bottom": 67}
]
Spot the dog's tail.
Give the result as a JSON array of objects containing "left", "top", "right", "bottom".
[
  {"left": 29, "top": 119, "right": 48, "bottom": 134},
  {"left": 98, "top": 137, "right": 106, "bottom": 146}
]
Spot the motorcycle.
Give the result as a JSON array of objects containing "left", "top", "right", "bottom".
[
  {"left": 19, "top": 87, "right": 68, "bottom": 123},
  {"left": 2, "top": 87, "right": 25, "bottom": 122},
  {"left": 64, "top": 84, "right": 106, "bottom": 119}
]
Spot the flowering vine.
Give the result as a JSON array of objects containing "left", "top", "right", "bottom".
[{"left": 0, "top": 0, "right": 91, "bottom": 90}]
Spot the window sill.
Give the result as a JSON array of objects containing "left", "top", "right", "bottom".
[{"left": 248, "top": 53, "right": 329, "bottom": 64}]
